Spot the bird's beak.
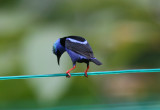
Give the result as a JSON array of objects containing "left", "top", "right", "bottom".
[
  {"left": 57, "top": 55, "right": 61, "bottom": 65},
  {"left": 57, "top": 50, "right": 61, "bottom": 65}
]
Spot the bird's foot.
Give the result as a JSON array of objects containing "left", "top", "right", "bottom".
[
  {"left": 84, "top": 65, "right": 89, "bottom": 78},
  {"left": 84, "top": 74, "right": 88, "bottom": 78},
  {"left": 84, "top": 72, "right": 88, "bottom": 78},
  {"left": 66, "top": 71, "right": 71, "bottom": 78},
  {"left": 65, "top": 65, "right": 76, "bottom": 78}
]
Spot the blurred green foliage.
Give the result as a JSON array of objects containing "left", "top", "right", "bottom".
[{"left": 0, "top": 0, "right": 160, "bottom": 109}]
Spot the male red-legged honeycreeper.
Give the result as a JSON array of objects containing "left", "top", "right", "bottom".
[{"left": 53, "top": 36, "right": 102, "bottom": 77}]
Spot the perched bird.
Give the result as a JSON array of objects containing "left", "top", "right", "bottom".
[{"left": 53, "top": 36, "right": 102, "bottom": 77}]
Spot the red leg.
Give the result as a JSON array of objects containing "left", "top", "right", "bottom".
[
  {"left": 84, "top": 65, "right": 89, "bottom": 77},
  {"left": 66, "top": 65, "right": 76, "bottom": 78}
]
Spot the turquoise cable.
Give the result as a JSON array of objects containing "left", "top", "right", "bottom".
[{"left": 0, "top": 68, "right": 160, "bottom": 80}]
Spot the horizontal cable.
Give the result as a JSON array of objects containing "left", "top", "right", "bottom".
[{"left": 0, "top": 68, "right": 160, "bottom": 80}]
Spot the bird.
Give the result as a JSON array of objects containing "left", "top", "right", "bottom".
[{"left": 53, "top": 36, "right": 102, "bottom": 77}]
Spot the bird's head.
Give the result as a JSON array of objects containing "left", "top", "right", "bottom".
[{"left": 53, "top": 38, "right": 65, "bottom": 65}]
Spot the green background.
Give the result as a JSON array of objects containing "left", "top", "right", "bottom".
[{"left": 0, "top": 0, "right": 160, "bottom": 109}]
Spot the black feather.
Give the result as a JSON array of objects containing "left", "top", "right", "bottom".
[
  {"left": 60, "top": 37, "right": 67, "bottom": 47},
  {"left": 65, "top": 39, "right": 94, "bottom": 59},
  {"left": 67, "top": 36, "right": 86, "bottom": 42},
  {"left": 60, "top": 36, "right": 86, "bottom": 47},
  {"left": 91, "top": 58, "right": 102, "bottom": 65}
]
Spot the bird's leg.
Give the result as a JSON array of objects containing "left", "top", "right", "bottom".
[
  {"left": 66, "top": 65, "right": 76, "bottom": 78},
  {"left": 84, "top": 63, "right": 89, "bottom": 77}
]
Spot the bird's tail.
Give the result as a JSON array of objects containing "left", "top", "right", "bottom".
[{"left": 91, "top": 58, "right": 102, "bottom": 65}]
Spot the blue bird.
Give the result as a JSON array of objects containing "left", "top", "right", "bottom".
[{"left": 53, "top": 36, "right": 102, "bottom": 77}]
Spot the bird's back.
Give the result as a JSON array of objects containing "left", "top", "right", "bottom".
[{"left": 64, "top": 36, "right": 94, "bottom": 59}]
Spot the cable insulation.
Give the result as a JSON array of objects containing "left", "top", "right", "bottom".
[{"left": 0, "top": 68, "right": 159, "bottom": 80}]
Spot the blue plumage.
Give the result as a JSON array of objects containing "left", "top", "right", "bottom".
[{"left": 53, "top": 36, "right": 102, "bottom": 77}]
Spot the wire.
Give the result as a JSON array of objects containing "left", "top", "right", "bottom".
[{"left": 0, "top": 68, "right": 160, "bottom": 80}]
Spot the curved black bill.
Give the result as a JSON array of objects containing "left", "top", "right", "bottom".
[
  {"left": 57, "top": 55, "right": 61, "bottom": 65},
  {"left": 57, "top": 50, "right": 61, "bottom": 65}
]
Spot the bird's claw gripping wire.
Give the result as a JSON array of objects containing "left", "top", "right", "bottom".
[
  {"left": 66, "top": 72, "right": 71, "bottom": 78},
  {"left": 84, "top": 72, "right": 88, "bottom": 77},
  {"left": 66, "top": 65, "right": 76, "bottom": 78},
  {"left": 84, "top": 65, "right": 89, "bottom": 78}
]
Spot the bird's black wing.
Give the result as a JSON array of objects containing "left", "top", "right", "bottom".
[{"left": 65, "top": 39, "right": 94, "bottom": 59}]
